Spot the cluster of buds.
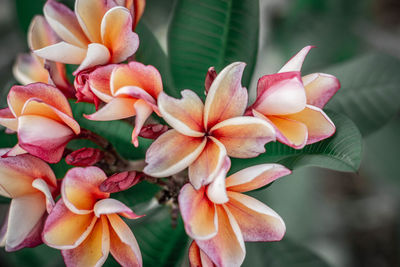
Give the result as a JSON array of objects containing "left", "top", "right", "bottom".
[{"left": 0, "top": 0, "right": 340, "bottom": 266}]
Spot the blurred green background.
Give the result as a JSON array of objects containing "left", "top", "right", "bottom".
[{"left": 1, "top": 0, "right": 400, "bottom": 266}]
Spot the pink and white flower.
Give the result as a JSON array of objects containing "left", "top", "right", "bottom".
[{"left": 248, "top": 46, "right": 340, "bottom": 149}]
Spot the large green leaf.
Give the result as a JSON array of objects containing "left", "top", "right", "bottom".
[
  {"left": 168, "top": 0, "right": 259, "bottom": 95},
  {"left": 15, "top": 0, "right": 46, "bottom": 33},
  {"left": 231, "top": 111, "right": 362, "bottom": 173},
  {"left": 324, "top": 53, "right": 400, "bottom": 136}
]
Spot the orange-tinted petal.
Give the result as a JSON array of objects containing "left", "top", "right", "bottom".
[
  {"left": 226, "top": 191, "right": 285, "bottom": 242},
  {"left": 226, "top": 164, "right": 291, "bottom": 193},
  {"left": 34, "top": 41, "right": 87, "bottom": 65},
  {"left": 188, "top": 137, "right": 226, "bottom": 189},
  {"left": 88, "top": 64, "right": 117, "bottom": 103},
  {"left": 62, "top": 216, "right": 110, "bottom": 267},
  {"left": 62, "top": 167, "right": 109, "bottom": 214},
  {"left": 94, "top": 199, "right": 142, "bottom": 219},
  {"left": 75, "top": 43, "right": 111, "bottom": 73},
  {"left": 144, "top": 130, "right": 207, "bottom": 177},
  {"left": 206, "top": 156, "right": 231, "bottom": 204},
  {"left": 84, "top": 97, "right": 137, "bottom": 121},
  {"left": 108, "top": 214, "right": 142, "bottom": 266},
  {"left": 158, "top": 90, "right": 204, "bottom": 137},
  {"left": 43, "top": 200, "right": 97, "bottom": 249},
  {"left": 13, "top": 54, "right": 48, "bottom": 85},
  {"left": 0, "top": 108, "right": 18, "bottom": 132},
  {"left": 188, "top": 241, "right": 216, "bottom": 267},
  {"left": 210, "top": 116, "right": 275, "bottom": 158},
  {"left": 303, "top": 73, "right": 340, "bottom": 109},
  {"left": 196, "top": 205, "right": 245, "bottom": 267},
  {"left": 179, "top": 184, "right": 217, "bottom": 240},
  {"left": 28, "top": 15, "right": 59, "bottom": 51},
  {"left": 131, "top": 99, "right": 153, "bottom": 147},
  {"left": 204, "top": 62, "right": 247, "bottom": 130},
  {"left": 101, "top": 6, "right": 139, "bottom": 63}
]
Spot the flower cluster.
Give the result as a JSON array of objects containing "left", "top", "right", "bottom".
[{"left": 0, "top": 0, "right": 340, "bottom": 266}]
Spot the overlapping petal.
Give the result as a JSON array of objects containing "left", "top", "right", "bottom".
[
  {"left": 94, "top": 199, "right": 142, "bottom": 219},
  {"left": 188, "top": 241, "right": 216, "bottom": 267},
  {"left": 302, "top": 73, "right": 340, "bottom": 108},
  {"left": 278, "top": 45, "right": 313, "bottom": 73},
  {"left": 84, "top": 98, "right": 137, "bottom": 121},
  {"left": 12, "top": 54, "right": 48, "bottom": 85},
  {"left": 0, "top": 108, "right": 18, "bottom": 132}
]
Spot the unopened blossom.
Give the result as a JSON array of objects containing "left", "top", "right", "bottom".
[
  {"left": 247, "top": 46, "right": 340, "bottom": 149},
  {"left": 13, "top": 16, "right": 73, "bottom": 98},
  {"left": 179, "top": 160, "right": 290, "bottom": 267},
  {"left": 144, "top": 62, "right": 276, "bottom": 190},
  {"left": 84, "top": 61, "right": 163, "bottom": 147},
  {"left": 0, "top": 151, "right": 57, "bottom": 251},
  {"left": 43, "top": 166, "right": 143, "bottom": 267},
  {"left": 0, "top": 83, "right": 80, "bottom": 163},
  {"left": 33, "top": 0, "right": 140, "bottom": 73},
  {"left": 65, "top": 147, "right": 104, "bottom": 167}
]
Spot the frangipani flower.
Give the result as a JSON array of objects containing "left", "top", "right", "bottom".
[
  {"left": 144, "top": 62, "right": 276, "bottom": 190},
  {"left": 0, "top": 151, "right": 57, "bottom": 251},
  {"left": 248, "top": 46, "right": 340, "bottom": 149},
  {"left": 13, "top": 16, "right": 73, "bottom": 98},
  {"left": 179, "top": 162, "right": 290, "bottom": 267},
  {"left": 0, "top": 83, "right": 80, "bottom": 163},
  {"left": 33, "top": 0, "right": 140, "bottom": 73},
  {"left": 43, "top": 166, "right": 143, "bottom": 267},
  {"left": 84, "top": 61, "right": 163, "bottom": 147}
]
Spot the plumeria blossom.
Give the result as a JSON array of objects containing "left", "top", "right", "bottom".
[
  {"left": 247, "top": 46, "right": 340, "bottom": 149},
  {"left": 33, "top": 0, "right": 140, "bottom": 74},
  {"left": 0, "top": 83, "right": 80, "bottom": 163},
  {"left": 180, "top": 161, "right": 290, "bottom": 267},
  {"left": 84, "top": 61, "right": 163, "bottom": 147},
  {"left": 43, "top": 166, "right": 143, "bottom": 267},
  {"left": 13, "top": 16, "right": 73, "bottom": 98},
  {"left": 0, "top": 151, "right": 57, "bottom": 251},
  {"left": 144, "top": 62, "right": 276, "bottom": 190}
]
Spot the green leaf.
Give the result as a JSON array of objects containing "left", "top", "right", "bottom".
[
  {"left": 244, "top": 237, "right": 330, "bottom": 267},
  {"left": 112, "top": 181, "right": 160, "bottom": 208},
  {"left": 15, "top": 0, "right": 46, "bottom": 33},
  {"left": 168, "top": 0, "right": 259, "bottom": 95},
  {"left": 325, "top": 53, "right": 400, "bottom": 136},
  {"left": 231, "top": 111, "right": 362, "bottom": 173},
  {"left": 135, "top": 22, "right": 177, "bottom": 97},
  {"left": 0, "top": 130, "right": 17, "bottom": 148}
]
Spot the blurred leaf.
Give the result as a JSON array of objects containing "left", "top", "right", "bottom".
[
  {"left": 244, "top": 237, "right": 330, "bottom": 267},
  {"left": 231, "top": 111, "right": 362, "bottom": 173},
  {"left": 0, "top": 130, "right": 17, "bottom": 148},
  {"left": 135, "top": 22, "right": 177, "bottom": 97},
  {"left": 112, "top": 181, "right": 160, "bottom": 208},
  {"left": 325, "top": 53, "right": 400, "bottom": 135},
  {"left": 168, "top": 0, "right": 259, "bottom": 96},
  {"left": 71, "top": 101, "right": 151, "bottom": 160},
  {"left": 0, "top": 244, "right": 63, "bottom": 267},
  {"left": 15, "top": 0, "right": 46, "bottom": 33}
]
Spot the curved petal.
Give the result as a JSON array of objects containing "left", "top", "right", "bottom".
[
  {"left": 108, "top": 214, "right": 142, "bottom": 267},
  {"left": 5, "top": 193, "right": 46, "bottom": 250},
  {"left": 253, "top": 72, "right": 306, "bottom": 115},
  {"left": 226, "top": 191, "right": 285, "bottom": 242},
  {"left": 62, "top": 166, "right": 109, "bottom": 214},
  {"left": 206, "top": 157, "right": 231, "bottom": 204},
  {"left": 84, "top": 97, "right": 136, "bottom": 121},
  {"left": 43, "top": 200, "right": 97, "bottom": 249},
  {"left": 132, "top": 99, "right": 153, "bottom": 147},
  {"left": 43, "top": 0, "right": 89, "bottom": 48},
  {"left": 7, "top": 83, "right": 73, "bottom": 117},
  {"left": 144, "top": 130, "right": 207, "bottom": 178},
  {"left": 303, "top": 73, "right": 340, "bottom": 108},
  {"left": 0, "top": 154, "right": 56, "bottom": 198},
  {"left": 34, "top": 42, "right": 87, "bottom": 65},
  {"left": 283, "top": 105, "right": 336, "bottom": 145},
  {"left": 0, "top": 108, "right": 18, "bottom": 131},
  {"left": 158, "top": 91, "right": 205, "bottom": 137},
  {"left": 226, "top": 164, "right": 291, "bottom": 193},
  {"left": 88, "top": 64, "right": 117, "bottom": 103},
  {"left": 204, "top": 62, "right": 247, "bottom": 130},
  {"left": 196, "top": 205, "right": 245, "bottom": 267},
  {"left": 62, "top": 216, "right": 110, "bottom": 267},
  {"left": 110, "top": 62, "right": 163, "bottom": 99},
  {"left": 32, "top": 178, "right": 56, "bottom": 213},
  {"left": 188, "top": 137, "right": 226, "bottom": 189},
  {"left": 75, "top": 0, "right": 116, "bottom": 43},
  {"left": 94, "top": 199, "right": 142, "bottom": 219},
  {"left": 13, "top": 53, "right": 48, "bottom": 85},
  {"left": 278, "top": 46, "right": 314, "bottom": 73},
  {"left": 101, "top": 6, "right": 139, "bottom": 63},
  {"left": 114, "top": 86, "right": 157, "bottom": 108},
  {"left": 28, "top": 15, "right": 59, "bottom": 51},
  {"left": 18, "top": 115, "right": 75, "bottom": 163},
  {"left": 210, "top": 116, "right": 276, "bottom": 158},
  {"left": 254, "top": 110, "right": 308, "bottom": 149},
  {"left": 75, "top": 43, "right": 111, "bottom": 73},
  {"left": 188, "top": 241, "right": 216, "bottom": 267},
  {"left": 2, "top": 144, "right": 27, "bottom": 158},
  {"left": 178, "top": 184, "right": 217, "bottom": 240}
]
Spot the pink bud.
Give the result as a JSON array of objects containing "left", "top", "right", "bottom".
[
  {"left": 74, "top": 69, "right": 100, "bottom": 110},
  {"left": 205, "top": 67, "right": 217, "bottom": 94},
  {"left": 99, "top": 171, "right": 144, "bottom": 193},
  {"left": 65, "top": 147, "right": 103, "bottom": 167},
  {"left": 138, "top": 124, "right": 169, "bottom": 139}
]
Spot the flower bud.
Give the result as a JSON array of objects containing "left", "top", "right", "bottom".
[
  {"left": 65, "top": 147, "right": 103, "bottom": 167},
  {"left": 99, "top": 171, "right": 144, "bottom": 193},
  {"left": 138, "top": 124, "right": 169, "bottom": 139}
]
